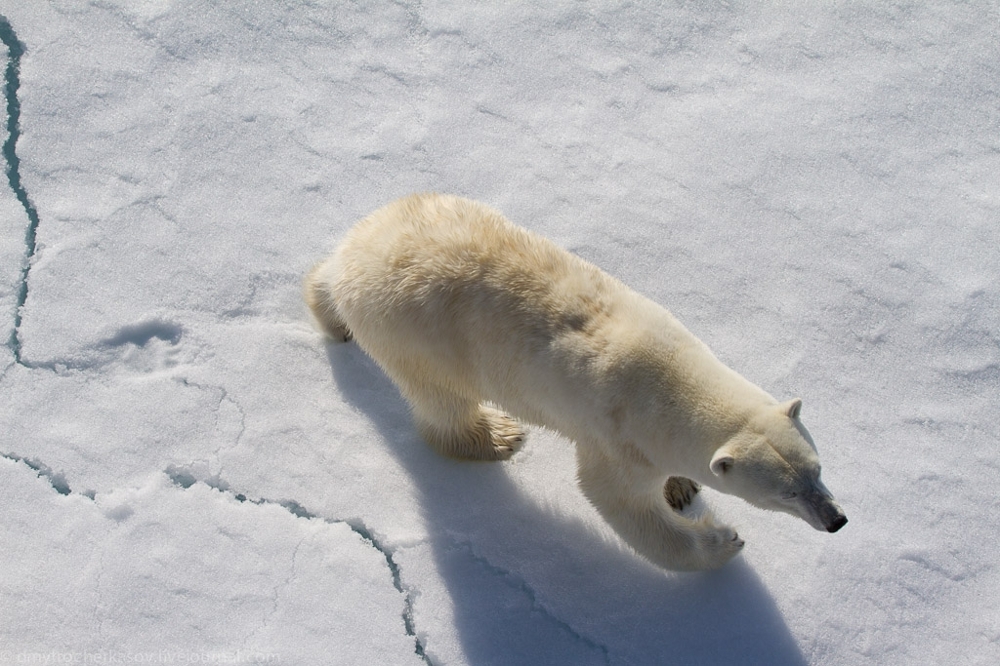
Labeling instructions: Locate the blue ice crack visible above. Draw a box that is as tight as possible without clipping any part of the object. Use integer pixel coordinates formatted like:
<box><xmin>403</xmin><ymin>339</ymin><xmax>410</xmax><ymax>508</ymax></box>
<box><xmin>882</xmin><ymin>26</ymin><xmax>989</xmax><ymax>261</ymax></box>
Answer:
<box><xmin>1</xmin><ymin>16</ymin><xmax>39</xmax><ymax>366</ymax></box>
<box><xmin>2</xmin><ymin>451</ymin><xmax>74</xmax><ymax>496</ymax></box>
<box><xmin>164</xmin><ymin>466</ymin><xmax>435</xmax><ymax>666</ymax></box>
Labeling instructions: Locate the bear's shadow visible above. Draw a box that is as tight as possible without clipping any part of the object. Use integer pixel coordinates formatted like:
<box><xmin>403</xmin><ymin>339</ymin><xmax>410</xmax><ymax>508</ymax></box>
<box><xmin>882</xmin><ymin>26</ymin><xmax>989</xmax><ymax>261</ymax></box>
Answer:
<box><xmin>328</xmin><ymin>343</ymin><xmax>807</xmax><ymax>665</ymax></box>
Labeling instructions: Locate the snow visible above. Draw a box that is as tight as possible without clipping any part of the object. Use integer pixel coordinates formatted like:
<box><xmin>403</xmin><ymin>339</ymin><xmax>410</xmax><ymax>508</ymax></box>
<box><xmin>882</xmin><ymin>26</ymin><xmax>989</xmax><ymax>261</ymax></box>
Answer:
<box><xmin>1</xmin><ymin>1</ymin><xmax>998</xmax><ymax>664</ymax></box>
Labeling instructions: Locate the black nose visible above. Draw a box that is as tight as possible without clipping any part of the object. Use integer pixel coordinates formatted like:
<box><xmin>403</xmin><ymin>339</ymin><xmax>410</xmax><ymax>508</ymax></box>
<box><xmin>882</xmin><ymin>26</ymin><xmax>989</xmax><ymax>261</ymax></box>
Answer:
<box><xmin>826</xmin><ymin>514</ymin><xmax>848</xmax><ymax>533</ymax></box>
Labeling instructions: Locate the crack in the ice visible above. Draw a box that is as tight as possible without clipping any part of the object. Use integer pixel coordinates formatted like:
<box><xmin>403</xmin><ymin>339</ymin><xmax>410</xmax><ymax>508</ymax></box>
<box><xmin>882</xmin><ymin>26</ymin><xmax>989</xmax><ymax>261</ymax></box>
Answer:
<box><xmin>449</xmin><ymin>538</ymin><xmax>613</xmax><ymax>665</ymax></box>
<box><xmin>245</xmin><ymin>535</ymin><xmax>306</xmax><ymax>649</ymax></box>
<box><xmin>0</xmin><ymin>16</ymin><xmax>39</xmax><ymax>366</ymax></box>
<box><xmin>174</xmin><ymin>377</ymin><xmax>248</xmax><ymax>460</ymax></box>
<box><xmin>1</xmin><ymin>451</ymin><xmax>74</xmax><ymax>496</ymax></box>
<box><xmin>164</xmin><ymin>466</ymin><xmax>435</xmax><ymax>666</ymax></box>
<box><xmin>1</xmin><ymin>451</ymin><xmax>602</xmax><ymax>663</ymax></box>
<box><xmin>6</xmin><ymin>453</ymin><xmax>432</xmax><ymax>663</ymax></box>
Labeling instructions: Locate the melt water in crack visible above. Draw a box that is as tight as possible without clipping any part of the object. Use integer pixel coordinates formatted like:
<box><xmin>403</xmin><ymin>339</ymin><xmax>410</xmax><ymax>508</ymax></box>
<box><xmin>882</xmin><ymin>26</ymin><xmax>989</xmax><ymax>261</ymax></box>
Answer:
<box><xmin>1</xmin><ymin>15</ymin><xmax>40</xmax><ymax>366</ymax></box>
<box><xmin>164</xmin><ymin>465</ymin><xmax>435</xmax><ymax>666</ymax></box>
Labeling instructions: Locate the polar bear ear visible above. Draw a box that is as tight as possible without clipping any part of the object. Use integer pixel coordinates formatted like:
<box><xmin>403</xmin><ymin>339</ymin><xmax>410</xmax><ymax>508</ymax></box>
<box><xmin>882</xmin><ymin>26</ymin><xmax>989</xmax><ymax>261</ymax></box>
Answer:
<box><xmin>710</xmin><ymin>449</ymin><xmax>735</xmax><ymax>476</ymax></box>
<box><xmin>783</xmin><ymin>398</ymin><xmax>803</xmax><ymax>420</ymax></box>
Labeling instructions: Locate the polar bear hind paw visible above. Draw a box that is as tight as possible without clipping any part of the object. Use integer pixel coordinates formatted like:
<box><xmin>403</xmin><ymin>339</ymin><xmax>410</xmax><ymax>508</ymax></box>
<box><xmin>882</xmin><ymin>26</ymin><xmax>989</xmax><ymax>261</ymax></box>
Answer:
<box><xmin>420</xmin><ymin>405</ymin><xmax>525</xmax><ymax>462</ymax></box>
<box><xmin>475</xmin><ymin>406</ymin><xmax>526</xmax><ymax>460</ymax></box>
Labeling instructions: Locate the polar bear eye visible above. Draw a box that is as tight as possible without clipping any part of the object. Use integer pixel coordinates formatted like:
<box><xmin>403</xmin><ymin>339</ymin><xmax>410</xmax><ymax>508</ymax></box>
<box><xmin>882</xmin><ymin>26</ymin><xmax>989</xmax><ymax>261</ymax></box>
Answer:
<box><xmin>781</xmin><ymin>492</ymin><xmax>798</xmax><ymax>500</ymax></box>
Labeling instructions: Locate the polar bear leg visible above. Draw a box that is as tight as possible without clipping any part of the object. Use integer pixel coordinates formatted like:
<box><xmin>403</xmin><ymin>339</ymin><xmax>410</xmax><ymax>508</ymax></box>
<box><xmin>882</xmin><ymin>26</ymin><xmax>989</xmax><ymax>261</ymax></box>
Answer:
<box><xmin>577</xmin><ymin>447</ymin><xmax>743</xmax><ymax>572</ymax></box>
<box><xmin>304</xmin><ymin>267</ymin><xmax>352</xmax><ymax>342</ymax></box>
<box><xmin>397</xmin><ymin>381</ymin><xmax>525</xmax><ymax>461</ymax></box>
<box><xmin>664</xmin><ymin>477</ymin><xmax>701</xmax><ymax>511</ymax></box>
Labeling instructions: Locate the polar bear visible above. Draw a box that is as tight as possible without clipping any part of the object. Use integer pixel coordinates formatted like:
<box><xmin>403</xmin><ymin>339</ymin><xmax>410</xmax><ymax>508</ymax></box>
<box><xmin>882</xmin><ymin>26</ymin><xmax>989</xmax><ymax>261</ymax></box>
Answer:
<box><xmin>306</xmin><ymin>193</ymin><xmax>847</xmax><ymax>572</ymax></box>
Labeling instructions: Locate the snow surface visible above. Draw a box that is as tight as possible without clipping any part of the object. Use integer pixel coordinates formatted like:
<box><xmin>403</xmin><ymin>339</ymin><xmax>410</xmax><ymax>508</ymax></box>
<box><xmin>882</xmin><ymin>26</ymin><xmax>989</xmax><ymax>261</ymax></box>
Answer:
<box><xmin>1</xmin><ymin>1</ymin><xmax>998</xmax><ymax>664</ymax></box>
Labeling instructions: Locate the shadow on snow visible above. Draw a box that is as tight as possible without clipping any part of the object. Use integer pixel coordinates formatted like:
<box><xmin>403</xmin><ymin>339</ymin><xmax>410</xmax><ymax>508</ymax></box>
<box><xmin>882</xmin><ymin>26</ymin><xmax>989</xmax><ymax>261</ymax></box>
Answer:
<box><xmin>327</xmin><ymin>341</ymin><xmax>806</xmax><ymax>666</ymax></box>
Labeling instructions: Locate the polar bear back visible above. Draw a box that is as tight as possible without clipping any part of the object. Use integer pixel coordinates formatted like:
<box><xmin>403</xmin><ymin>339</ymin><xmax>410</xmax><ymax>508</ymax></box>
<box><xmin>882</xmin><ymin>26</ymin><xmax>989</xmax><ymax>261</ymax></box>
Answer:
<box><xmin>331</xmin><ymin>193</ymin><xmax>617</xmax><ymax>337</ymax></box>
<box><xmin>317</xmin><ymin>194</ymin><xmax>635</xmax><ymax>426</ymax></box>
<box><xmin>316</xmin><ymin>193</ymin><xmax>769</xmax><ymax>448</ymax></box>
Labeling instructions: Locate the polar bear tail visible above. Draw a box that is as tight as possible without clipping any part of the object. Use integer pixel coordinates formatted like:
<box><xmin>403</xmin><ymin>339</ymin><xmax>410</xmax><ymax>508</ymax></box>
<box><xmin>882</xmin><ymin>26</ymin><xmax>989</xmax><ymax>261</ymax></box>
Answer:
<box><xmin>304</xmin><ymin>261</ymin><xmax>352</xmax><ymax>342</ymax></box>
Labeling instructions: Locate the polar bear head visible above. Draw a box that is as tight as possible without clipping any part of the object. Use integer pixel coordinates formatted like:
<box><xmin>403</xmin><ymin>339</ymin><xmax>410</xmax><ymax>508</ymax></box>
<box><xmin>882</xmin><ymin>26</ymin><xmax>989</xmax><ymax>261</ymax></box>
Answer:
<box><xmin>709</xmin><ymin>399</ymin><xmax>847</xmax><ymax>533</ymax></box>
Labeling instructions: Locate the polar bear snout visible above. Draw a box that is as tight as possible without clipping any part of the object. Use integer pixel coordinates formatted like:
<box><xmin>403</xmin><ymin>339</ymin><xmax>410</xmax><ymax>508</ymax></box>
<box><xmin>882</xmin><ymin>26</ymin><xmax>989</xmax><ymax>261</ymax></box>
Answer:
<box><xmin>826</xmin><ymin>513</ymin><xmax>848</xmax><ymax>533</ymax></box>
<box><xmin>817</xmin><ymin>498</ymin><xmax>848</xmax><ymax>533</ymax></box>
<box><xmin>801</xmin><ymin>489</ymin><xmax>848</xmax><ymax>533</ymax></box>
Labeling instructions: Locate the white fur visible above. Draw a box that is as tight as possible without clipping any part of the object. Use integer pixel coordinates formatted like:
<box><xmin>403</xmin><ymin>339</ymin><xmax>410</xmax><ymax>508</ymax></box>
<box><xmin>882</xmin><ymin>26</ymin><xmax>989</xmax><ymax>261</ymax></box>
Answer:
<box><xmin>306</xmin><ymin>193</ymin><xmax>846</xmax><ymax>572</ymax></box>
